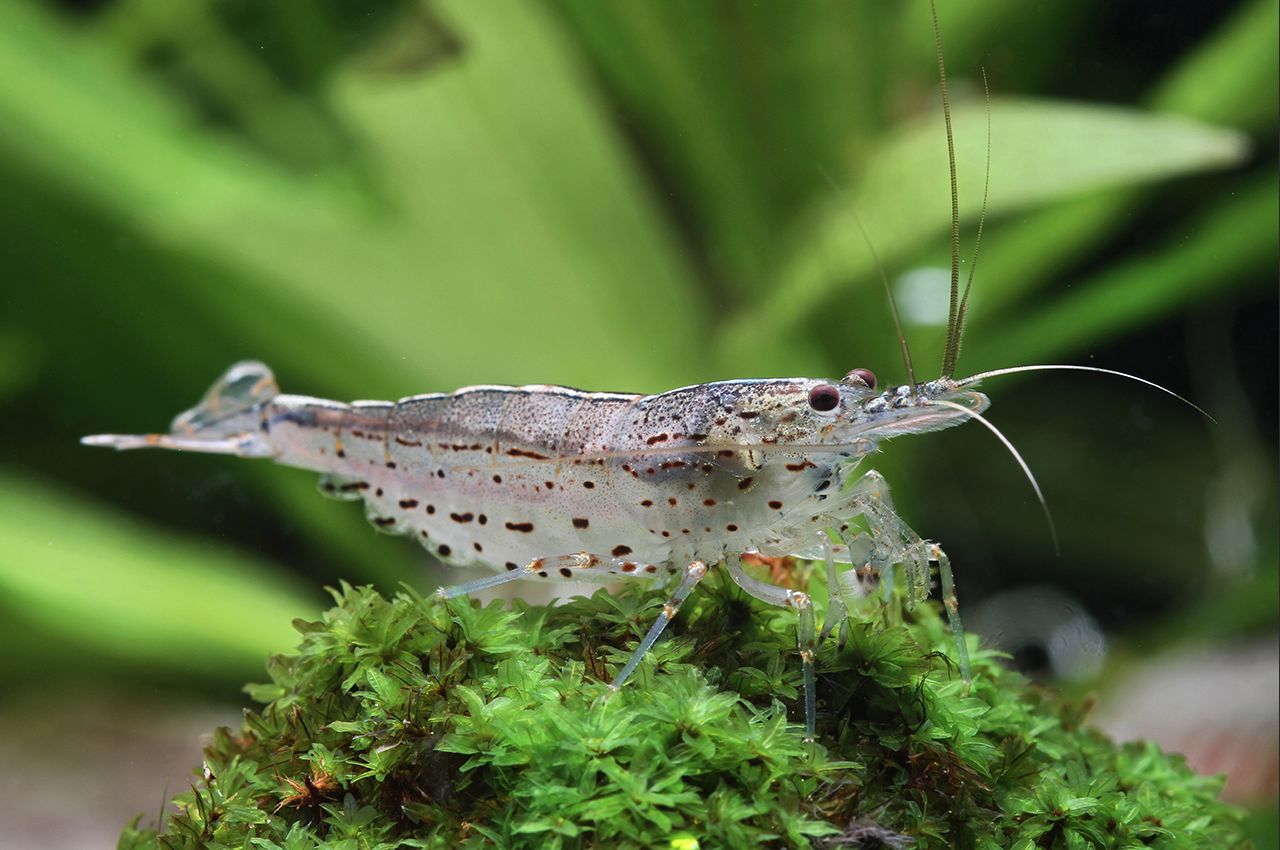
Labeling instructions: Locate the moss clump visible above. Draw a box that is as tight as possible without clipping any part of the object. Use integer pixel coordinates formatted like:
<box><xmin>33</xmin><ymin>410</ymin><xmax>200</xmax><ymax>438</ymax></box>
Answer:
<box><xmin>119</xmin><ymin>569</ymin><xmax>1248</xmax><ymax>849</ymax></box>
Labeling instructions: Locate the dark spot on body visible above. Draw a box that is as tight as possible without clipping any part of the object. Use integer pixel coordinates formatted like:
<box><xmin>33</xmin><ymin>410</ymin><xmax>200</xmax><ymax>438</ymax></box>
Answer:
<box><xmin>667</xmin><ymin>497</ymin><xmax>678</xmax><ymax>506</ymax></box>
<box><xmin>493</xmin><ymin>474</ymin><xmax>502</xmax><ymax>484</ymax></box>
<box><xmin>385</xmin><ymin>461</ymin><xmax>397</xmax><ymax>469</ymax></box>
<box><xmin>768</xmin><ymin>500</ymin><xmax>783</xmax><ymax>509</ymax></box>
<box><xmin>583</xmin><ymin>481</ymin><xmax>595</xmax><ymax>489</ymax></box>
<box><xmin>815</xmin><ymin>478</ymin><xmax>832</xmax><ymax>492</ymax></box>
<box><xmin>559</xmin><ymin>567</ymin><xmax>573</xmax><ymax>578</ymax></box>
<box><xmin>572</xmin><ymin>518</ymin><xmax>590</xmax><ymax>529</ymax></box>
<box><xmin>537</xmin><ymin>571</ymin><xmax>549</xmax><ymax>578</ymax></box>
<box><xmin>621</xmin><ymin>562</ymin><xmax>637</xmax><ymax>573</ymax></box>
<box><xmin>737</xmin><ymin>411</ymin><xmax>759</xmax><ymax>419</ymax></box>
<box><xmin>426</xmin><ymin>504</ymin><xmax>436</xmax><ymax>514</ymax></box>
<box><xmin>478</xmin><ymin>514</ymin><xmax>488</xmax><ymax>525</ymax></box>
<box><xmin>436</xmin><ymin>469</ymin><xmax>446</xmax><ymax>478</ymax></box>
<box><xmin>612</xmin><ymin>545</ymin><xmax>632</xmax><ymax>556</ymax></box>
<box><xmin>661</xmin><ymin>530</ymin><xmax>671</xmax><ymax>537</ymax></box>
<box><xmin>373</xmin><ymin>517</ymin><xmax>395</xmax><ymax>527</ymax></box>
<box><xmin>450</xmin><ymin>512</ymin><xmax>474</xmax><ymax>523</ymax></box>
<box><xmin>399</xmin><ymin>498</ymin><xmax>419</xmax><ymax>509</ymax></box>
<box><xmin>437</xmin><ymin>545</ymin><xmax>452</xmax><ymax>556</ymax></box>
<box><xmin>505</xmin><ymin>562</ymin><xmax>518</xmax><ymax>571</ymax></box>
<box><xmin>726</xmin><ymin>524</ymin><xmax>739</xmax><ymax>532</ymax></box>
<box><xmin>703</xmin><ymin>498</ymin><xmax>717</xmax><ymax>506</ymax></box>
<box><xmin>644</xmin><ymin>565</ymin><xmax>657</xmax><ymax>573</ymax></box>
<box><xmin>640</xmin><ymin>500</ymin><xmax>653</xmax><ymax>508</ymax></box>
<box><xmin>786</xmin><ymin>460</ymin><xmax>817</xmax><ymax>472</ymax></box>
<box><xmin>336</xmin><ymin>449</ymin><xmax>346</xmax><ymax>458</ymax></box>
<box><xmin>375</xmin><ymin>488</ymin><xmax>384</xmax><ymax>497</ymax></box>
<box><xmin>738</xmin><ymin>476</ymin><xmax>754</xmax><ymax>490</ymax></box>
<box><xmin>646</xmin><ymin>433</ymin><xmax>669</xmax><ymax>445</ymax></box>
<box><xmin>545</xmin><ymin>481</ymin><xmax>555</xmax><ymax>490</ymax></box>
<box><xmin>506</xmin><ymin>521</ymin><xmax>535</xmax><ymax>533</ymax></box>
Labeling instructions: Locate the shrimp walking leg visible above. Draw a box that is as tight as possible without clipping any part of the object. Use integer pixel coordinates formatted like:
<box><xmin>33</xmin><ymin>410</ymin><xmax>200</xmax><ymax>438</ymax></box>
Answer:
<box><xmin>609</xmin><ymin>561</ymin><xmax>709</xmax><ymax>691</ymax></box>
<box><xmin>826</xmin><ymin>470</ymin><xmax>971</xmax><ymax>682</ymax></box>
<box><xmin>724</xmin><ymin>555</ymin><xmax>817</xmax><ymax>741</ymax></box>
<box><xmin>436</xmin><ymin>552</ymin><xmax>629</xmax><ymax>600</ymax></box>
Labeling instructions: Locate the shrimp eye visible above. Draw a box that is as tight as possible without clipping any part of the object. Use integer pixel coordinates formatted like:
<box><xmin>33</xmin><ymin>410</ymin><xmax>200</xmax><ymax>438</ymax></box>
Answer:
<box><xmin>808</xmin><ymin>384</ymin><xmax>841</xmax><ymax>412</ymax></box>
<box><xmin>845</xmin><ymin>368</ymin><xmax>877</xmax><ymax>390</ymax></box>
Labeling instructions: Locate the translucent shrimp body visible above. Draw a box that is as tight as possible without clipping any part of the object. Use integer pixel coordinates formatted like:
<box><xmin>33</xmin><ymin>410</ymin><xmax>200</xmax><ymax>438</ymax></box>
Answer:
<box><xmin>85</xmin><ymin>361</ymin><xmax>987</xmax><ymax>739</ymax></box>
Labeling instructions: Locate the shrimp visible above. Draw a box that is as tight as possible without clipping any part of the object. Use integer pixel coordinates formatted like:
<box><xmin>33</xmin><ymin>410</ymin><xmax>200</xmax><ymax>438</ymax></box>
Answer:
<box><xmin>83</xmin><ymin>358</ymin><xmax>1004</xmax><ymax>738</ymax></box>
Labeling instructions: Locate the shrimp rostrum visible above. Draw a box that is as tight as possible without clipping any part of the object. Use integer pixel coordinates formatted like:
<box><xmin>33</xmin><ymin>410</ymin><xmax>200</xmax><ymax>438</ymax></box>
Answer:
<box><xmin>84</xmin><ymin>360</ymin><xmax>994</xmax><ymax>740</ymax></box>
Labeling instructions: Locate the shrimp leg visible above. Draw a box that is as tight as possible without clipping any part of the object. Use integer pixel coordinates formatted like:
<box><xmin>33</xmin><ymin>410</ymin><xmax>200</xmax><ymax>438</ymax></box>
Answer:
<box><xmin>724</xmin><ymin>555</ymin><xmax>817</xmax><ymax>741</ymax></box>
<box><xmin>609</xmin><ymin>560</ymin><xmax>709</xmax><ymax>692</ymax></box>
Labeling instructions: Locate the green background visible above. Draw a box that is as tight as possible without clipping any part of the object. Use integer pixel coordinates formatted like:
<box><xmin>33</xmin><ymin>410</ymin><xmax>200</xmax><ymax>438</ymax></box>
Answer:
<box><xmin>0</xmin><ymin>0</ymin><xmax>1275</xmax><ymax>844</ymax></box>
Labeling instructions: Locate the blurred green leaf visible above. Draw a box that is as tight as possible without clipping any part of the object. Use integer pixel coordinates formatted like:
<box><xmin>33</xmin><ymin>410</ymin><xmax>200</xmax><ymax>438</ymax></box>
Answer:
<box><xmin>965</xmin><ymin>175</ymin><xmax>1276</xmax><ymax>370</ymax></box>
<box><xmin>0</xmin><ymin>468</ymin><xmax>314</xmax><ymax>676</ymax></box>
<box><xmin>725</xmin><ymin>99</ymin><xmax>1247</xmax><ymax>368</ymax></box>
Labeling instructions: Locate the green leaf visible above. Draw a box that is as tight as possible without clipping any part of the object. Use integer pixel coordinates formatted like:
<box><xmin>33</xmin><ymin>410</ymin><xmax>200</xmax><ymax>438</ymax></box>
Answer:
<box><xmin>0</xmin><ymin>468</ymin><xmax>313</xmax><ymax>677</ymax></box>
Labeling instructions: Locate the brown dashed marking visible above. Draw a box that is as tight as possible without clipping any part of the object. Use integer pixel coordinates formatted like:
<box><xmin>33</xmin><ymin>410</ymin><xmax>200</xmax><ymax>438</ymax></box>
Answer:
<box><xmin>395</xmin><ymin>437</ymin><xmax>421</xmax><ymax>447</ymax></box>
<box><xmin>640</xmin><ymin>499</ymin><xmax>653</xmax><ymax>508</ymax></box>
<box><xmin>667</xmin><ymin>497</ymin><xmax>678</xmax><ymax>506</ymax></box>
<box><xmin>506</xmin><ymin>448</ymin><xmax>550</xmax><ymax>460</ymax></box>
<box><xmin>572</xmin><ymin>517</ymin><xmax>590</xmax><ymax>529</ymax></box>
<box><xmin>341</xmin><ymin>481</ymin><xmax>369</xmax><ymax>492</ymax></box>
<box><xmin>450</xmin><ymin>512</ymin><xmax>474</xmax><ymax>524</ymax></box>
<box><xmin>612</xmin><ymin>545</ymin><xmax>632</xmax><ymax>557</ymax></box>
<box><xmin>768</xmin><ymin>500</ymin><xmax>783</xmax><ymax>510</ymax></box>
<box><xmin>703</xmin><ymin>498</ymin><xmax>717</xmax><ymax>506</ymax></box>
<box><xmin>645</xmin><ymin>433</ymin><xmax>669</xmax><ymax>445</ymax></box>
<box><xmin>399</xmin><ymin>498</ymin><xmax>419</xmax><ymax>509</ymax></box>
<box><xmin>786</xmin><ymin>460</ymin><xmax>817</xmax><ymax>472</ymax></box>
<box><xmin>644</xmin><ymin>565</ymin><xmax>658</xmax><ymax>573</ymax></box>
<box><xmin>621</xmin><ymin>562</ymin><xmax>637</xmax><ymax>573</ymax></box>
<box><xmin>506</xmin><ymin>521</ymin><xmax>535</xmax><ymax>533</ymax></box>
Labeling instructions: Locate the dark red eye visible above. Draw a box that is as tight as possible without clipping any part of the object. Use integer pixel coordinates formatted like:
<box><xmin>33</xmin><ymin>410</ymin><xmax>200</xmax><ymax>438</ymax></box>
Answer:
<box><xmin>845</xmin><ymin>368</ymin><xmax>877</xmax><ymax>390</ymax></box>
<box><xmin>808</xmin><ymin>383</ymin><xmax>841</xmax><ymax>412</ymax></box>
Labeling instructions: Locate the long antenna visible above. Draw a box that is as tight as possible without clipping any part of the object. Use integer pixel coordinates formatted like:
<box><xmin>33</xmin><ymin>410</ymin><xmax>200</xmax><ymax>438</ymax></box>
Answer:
<box><xmin>817</xmin><ymin>164</ymin><xmax>917</xmax><ymax>393</ymax></box>
<box><xmin>932</xmin><ymin>0</ymin><xmax>964</xmax><ymax>378</ymax></box>
<box><xmin>949</xmin><ymin>68</ymin><xmax>992</xmax><ymax>373</ymax></box>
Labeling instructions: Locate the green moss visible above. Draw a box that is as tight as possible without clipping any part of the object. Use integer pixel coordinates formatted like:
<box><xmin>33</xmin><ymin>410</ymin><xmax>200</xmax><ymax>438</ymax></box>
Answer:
<box><xmin>119</xmin><ymin>569</ymin><xmax>1248</xmax><ymax>850</ymax></box>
